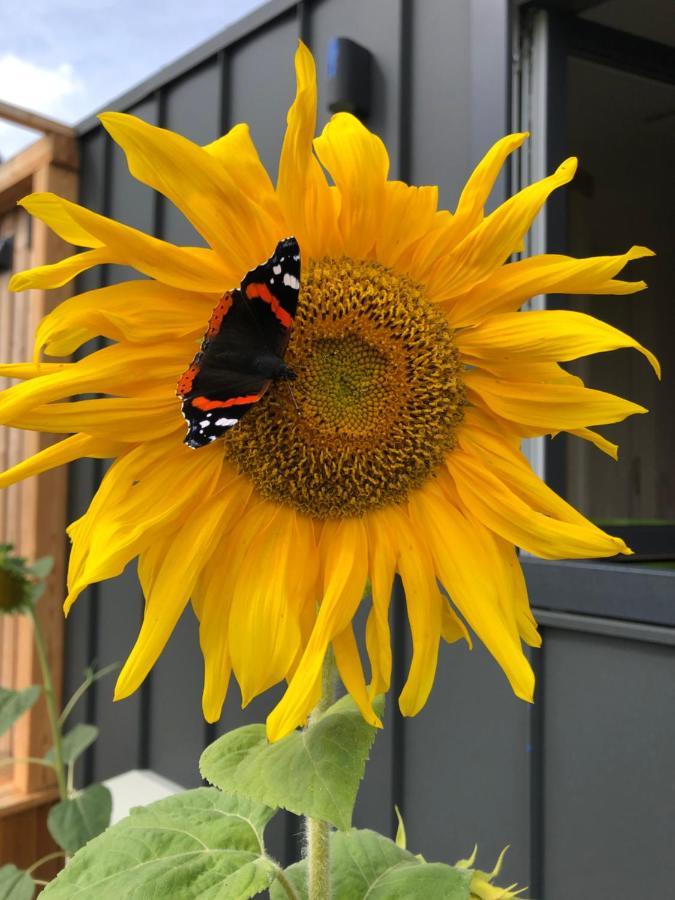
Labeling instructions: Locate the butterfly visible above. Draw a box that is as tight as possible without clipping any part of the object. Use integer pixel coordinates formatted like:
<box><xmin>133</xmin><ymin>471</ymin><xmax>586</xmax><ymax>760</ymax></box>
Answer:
<box><xmin>177</xmin><ymin>237</ymin><xmax>300</xmax><ymax>448</ymax></box>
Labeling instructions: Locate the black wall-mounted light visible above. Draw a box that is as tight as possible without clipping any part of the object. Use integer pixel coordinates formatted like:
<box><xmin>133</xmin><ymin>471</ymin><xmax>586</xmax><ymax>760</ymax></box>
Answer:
<box><xmin>326</xmin><ymin>37</ymin><xmax>373</xmax><ymax>120</ymax></box>
<box><xmin>0</xmin><ymin>236</ymin><xmax>13</xmax><ymax>274</ymax></box>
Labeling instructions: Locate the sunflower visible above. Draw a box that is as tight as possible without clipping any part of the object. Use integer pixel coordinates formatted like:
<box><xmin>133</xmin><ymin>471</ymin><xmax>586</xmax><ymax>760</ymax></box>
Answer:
<box><xmin>2</xmin><ymin>43</ymin><xmax>657</xmax><ymax>741</ymax></box>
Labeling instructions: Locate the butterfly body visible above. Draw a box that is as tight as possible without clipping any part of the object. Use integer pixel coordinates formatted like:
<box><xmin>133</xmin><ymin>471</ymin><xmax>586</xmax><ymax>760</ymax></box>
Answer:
<box><xmin>177</xmin><ymin>237</ymin><xmax>300</xmax><ymax>448</ymax></box>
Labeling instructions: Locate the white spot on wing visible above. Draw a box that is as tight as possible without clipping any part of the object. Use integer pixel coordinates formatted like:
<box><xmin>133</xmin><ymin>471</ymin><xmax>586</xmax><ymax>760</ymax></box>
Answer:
<box><xmin>283</xmin><ymin>273</ymin><xmax>300</xmax><ymax>289</ymax></box>
<box><xmin>216</xmin><ymin>417</ymin><xmax>238</xmax><ymax>427</ymax></box>
<box><xmin>200</xmin><ymin>420</ymin><xmax>210</xmax><ymax>427</ymax></box>
<box><xmin>273</xmin><ymin>264</ymin><xmax>282</xmax><ymax>274</ymax></box>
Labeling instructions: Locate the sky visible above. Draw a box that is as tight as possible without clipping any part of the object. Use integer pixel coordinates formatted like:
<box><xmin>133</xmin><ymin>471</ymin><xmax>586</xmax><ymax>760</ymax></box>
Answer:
<box><xmin>0</xmin><ymin>0</ymin><xmax>265</xmax><ymax>160</ymax></box>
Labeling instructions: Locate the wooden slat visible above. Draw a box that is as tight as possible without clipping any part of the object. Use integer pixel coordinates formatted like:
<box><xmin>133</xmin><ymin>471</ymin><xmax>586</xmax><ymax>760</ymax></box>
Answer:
<box><xmin>0</xmin><ymin>100</ymin><xmax>73</xmax><ymax>139</ymax></box>
<box><xmin>0</xmin><ymin>135</ymin><xmax>78</xmax><ymax>216</ymax></box>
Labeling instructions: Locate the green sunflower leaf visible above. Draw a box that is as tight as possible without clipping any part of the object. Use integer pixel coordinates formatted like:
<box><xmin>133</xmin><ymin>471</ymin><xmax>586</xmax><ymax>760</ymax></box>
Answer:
<box><xmin>269</xmin><ymin>829</ymin><xmax>473</xmax><ymax>900</ymax></box>
<box><xmin>42</xmin><ymin>788</ymin><xmax>278</xmax><ymax>900</ymax></box>
<box><xmin>47</xmin><ymin>783</ymin><xmax>112</xmax><ymax>855</ymax></box>
<box><xmin>200</xmin><ymin>694</ymin><xmax>384</xmax><ymax>831</ymax></box>
<box><xmin>0</xmin><ymin>865</ymin><xmax>35</xmax><ymax>900</ymax></box>
<box><xmin>0</xmin><ymin>685</ymin><xmax>41</xmax><ymax>736</ymax></box>
<box><xmin>25</xmin><ymin>556</ymin><xmax>54</xmax><ymax>580</ymax></box>
<box><xmin>45</xmin><ymin>723</ymin><xmax>98</xmax><ymax>765</ymax></box>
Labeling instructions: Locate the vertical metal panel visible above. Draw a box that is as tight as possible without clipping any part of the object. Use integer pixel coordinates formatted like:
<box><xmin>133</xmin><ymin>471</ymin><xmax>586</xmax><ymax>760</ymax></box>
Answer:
<box><xmin>310</xmin><ymin>0</ymin><xmax>402</xmax><ymax>175</ymax></box>
<box><xmin>409</xmin><ymin>0</ymin><xmax>471</xmax><ymax>208</ymax></box>
<box><xmin>543</xmin><ymin>630</ymin><xmax>675</xmax><ymax>898</ymax></box>
<box><xmin>402</xmin><ymin>640</ymin><xmax>531</xmax><ymax>886</ymax></box>
<box><xmin>229</xmin><ymin>14</ymin><xmax>299</xmax><ymax>179</ymax></box>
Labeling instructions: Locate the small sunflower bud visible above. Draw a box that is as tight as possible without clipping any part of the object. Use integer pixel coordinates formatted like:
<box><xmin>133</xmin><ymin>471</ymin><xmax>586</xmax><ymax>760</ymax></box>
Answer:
<box><xmin>455</xmin><ymin>847</ymin><xmax>527</xmax><ymax>900</ymax></box>
<box><xmin>0</xmin><ymin>545</ymin><xmax>32</xmax><ymax>614</ymax></box>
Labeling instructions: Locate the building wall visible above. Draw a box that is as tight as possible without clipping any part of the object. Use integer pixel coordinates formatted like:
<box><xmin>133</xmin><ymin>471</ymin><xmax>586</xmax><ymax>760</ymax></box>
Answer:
<box><xmin>65</xmin><ymin>1</ymin><xmax>675</xmax><ymax>896</ymax></box>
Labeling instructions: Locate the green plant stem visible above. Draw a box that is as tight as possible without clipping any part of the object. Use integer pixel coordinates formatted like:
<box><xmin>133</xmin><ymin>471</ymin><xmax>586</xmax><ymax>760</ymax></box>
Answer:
<box><xmin>28</xmin><ymin>606</ymin><xmax>67</xmax><ymax>800</ymax></box>
<box><xmin>26</xmin><ymin>850</ymin><xmax>66</xmax><ymax>876</ymax></box>
<box><xmin>305</xmin><ymin>648</ymin><xmax>336</xmax><ymax>900</ymax></box>
<box><xmin>58</xmin><ymin>661</ymin><xmax>119</xmax><ymax>726</ymax></box>
<box><xmin>273</xmin><ymin>865</ymin><xmax>300</xmax><ymax>900</ymax></box>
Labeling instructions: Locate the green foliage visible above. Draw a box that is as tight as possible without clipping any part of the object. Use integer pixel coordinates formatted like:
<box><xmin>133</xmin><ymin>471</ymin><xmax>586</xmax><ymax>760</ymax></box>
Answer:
<box><xmin>25</xmin><ymin>556</ymin><xmax>54</xmax><ymax>580</ymax></box>
<box><xmin>0</xmin><ymin>866</ymin><xmax>34</xmax><ymax>900</ymax></box>
<box><xmin>42</xmin><ymin>788</ymin><xmax>279</xmax><ymax>900</ymax></box>
<box><xmin>47</xmin><ymin>784</ymin><xmax>113</xmax><ymax>855</ymax></box>
<box><xmin>45</xmin><ymin>723</ymin><xmax>98</xmax><ymax>766</ymax></box>
<box><xmin>200</xmin><ymin>694</ymin><xmax>383</xmax><ymax>831</ymax></box>
<box><xmin>269</xmin><ymin>829</ymin><xmax>473</xmax><ymax>900</ymax></box>
<box><xmin>0</xmin><ymin>686</ymin><xmax>41</xmax><ymax>736</ymax></box>
<box><xmin>0</xmin><ymin>545</ymin><xmax>42</xmax><ymax>614</ymax></box>
<box><xmin>59</xmin><ymin>662</ymin><xmax>120</xmax><ymax>726</ymax></box>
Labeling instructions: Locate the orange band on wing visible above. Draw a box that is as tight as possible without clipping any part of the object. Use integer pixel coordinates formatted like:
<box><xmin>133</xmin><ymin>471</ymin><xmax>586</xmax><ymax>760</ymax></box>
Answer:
<box><xmin>246</xmin><ymin>282</ymin><xmax>293</xmax><ymax>328</ymax></box>
<box><xmin>191</xmin><ymin>393</ymin><xmax>262</xmax><ymax>411</ymax></box>
<box><xmin>206</xmin><ymin>291</ymin><xmax>233</xmax><ymax>339</ymax></box>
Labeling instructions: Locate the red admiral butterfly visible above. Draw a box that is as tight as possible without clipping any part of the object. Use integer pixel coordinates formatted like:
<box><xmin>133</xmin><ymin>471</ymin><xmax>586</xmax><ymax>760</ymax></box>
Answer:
<box><xmin>177</xmin><ymin>237</ymin><xmax>300</xmax><ymax>448</ymax></box>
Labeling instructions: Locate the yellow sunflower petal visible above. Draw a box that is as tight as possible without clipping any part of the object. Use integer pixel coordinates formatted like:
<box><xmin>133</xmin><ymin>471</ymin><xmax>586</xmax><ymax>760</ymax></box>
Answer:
<box><xmin>229</xmin><ymin>503</ymin><xmax>308</xmax><ymax>705</ymax></box>
<box><xmin>375</xmin><ymin>182</ymin><xmax>439</xmax><ymax>271</ymax></box>
<box><xmin>410</xmin><ymin>481</ymin><xmax>534</xmax><ymax>701</ymax></box>
<box><xmin>115</xmin><ymin>490</ymin><xmax>231</xmax><ymax>700</ymax></box>
<box><xmin>9</xmin><ymin>248</ymin><xmax>110</xmax><ymax>292</ymax></box>
<box><xmin>0</xmin><ymin>362</ymin><xmax>68</xmax><ymax>381</ymax></box>
<box><xmin>35</xmin><ymin>280</ymin><xmax>213</xmax><ymax>358</ymax></box>
<box><xmin>412</xmin><ymin>134</ymin><xmax>528</xmax><ymax>280</ymax></box>
<box><xmin>390</xmin><ymin>509</ymin><xmax>444</xmax><ymax>717</ymax></box>
<box><xmin>0</xmin><ymin>434</ymin><xmax>125</xmax><ymax>489</ymax></box>
<box><xmin>364</xmin><ymin>509</ymin><xmax>396</xmax><ymax>696</ymax></box>
<box><xmin>456</xmin><ymin>309</ymin><xmax>660</xmax><ymax>377</ymax></box>
<box><xmin>100</xmin><ymin>112</ymin><xmax>282</xmax><ymax>271</ymax></box>
<box><xmin>451</xmin><ymin>133</ymin><xmax>529</xmax><ymax>235</ymax></box>
<box><xmin>447</xmin><ymin>448</ymin><xmax>628</xmax><ymax>559</ymax></box>
<box><xmin>444</xmin><ymin>245</ymin><xmax>654</xmax><ymax>326</ymax></box>
<box><xmin>9</xmin><ymin>190</ymin><xmax>102</xmax><ymax>248</ymax></box>
<box><xmin>0</xmin><ymin>341</ymin><xmax>190</xmax><ymax>424</ymax></box>
<box><xmin>205</xmin><ymin>123</ymin><xmax>277</xmax><ymax>207</ymax></box>
<box><xmin>458</xmin><ymin>412</ymin><xmax>614</xmax><ymax>528</ymax></box>
<box><xmin>14</xmin><ymin>193</ymin><xmax>230</xmax><ymax>292</ymax></box>
<box><xmin>424</xmin><ymin>157</ymin><xmax>577</xmax><ymax>301</ymax></box>
<box><xmin>192</xmin><ymin>474</ymin><xmax>254</xmax><ymax>722</ymax></box>
<box><xmin>277</xmin><ymin>41</ymin><xmax>341</xmax><ymax>258</ymax></box>
<box><xmin>465</xmin><ymin>368</ymin><xmax>646</xmax><ymax>432</ymax></box>
<box><xmin>66</xmin><ymin>439</ymin><xmax>224</xmax><ymax>613</ymax></box>
<box><xmin>266</xmin><ymin>518</ymin><xmax>371</xmax><ymax>741</ymax></box>
<box><xmin>314</xmin><ymin>112</ymin><xmax>389</xmax><ymax>258</ymax></box>
<box><xmin>332</xmin><ymin>624</ymin><xmax>380</xmax><ymax>726</ymax></box>
<box><xmin>193</xmin><ymin>555</ymin><xmax>234</xmax><ymax>723</ymax></box>
<box><xmin>440</xmin><ymin>595</ymin><xmax>471</xmax><ymax>646</ymax></box>
<box><xmin>8</xmin><ymin>397</ymin><xmax>181</xmax><ymax>443</ymax></box>
<box><xmin>568</xmin><ymin>427</ymin><xmax>618</xmax><ymax>460</ymax></box>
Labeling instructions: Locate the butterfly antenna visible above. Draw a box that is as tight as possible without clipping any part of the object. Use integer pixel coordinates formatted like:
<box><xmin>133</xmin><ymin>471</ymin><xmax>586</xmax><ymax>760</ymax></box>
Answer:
<box><xmin>285</xmin><ymin>381</ymin><xmax>300</xmax><ymax>414</ymax></box>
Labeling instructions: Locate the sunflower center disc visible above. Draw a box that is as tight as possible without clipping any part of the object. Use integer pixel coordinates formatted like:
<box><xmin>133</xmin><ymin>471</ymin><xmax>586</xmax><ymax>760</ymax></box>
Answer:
<box><xmin>225</xmin><ymin>257</ymin><xmax>465</xmax><ymax>518</ymax></box>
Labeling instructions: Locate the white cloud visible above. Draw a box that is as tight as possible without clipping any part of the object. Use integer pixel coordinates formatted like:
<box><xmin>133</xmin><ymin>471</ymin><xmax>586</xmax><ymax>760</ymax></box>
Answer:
<box><xmin>0</xmin><ymin>0</ymin><xmax>266</xmax><ymax>161</ymax></box>
<box><xmin>0</xmin><ymin>53</ymin><xmax>86</xmax><ymax>160</ymax></box>
<box><xmin>0</xmin><ymin>53</ymin><xmax>84</xmax><ymax>115</ymax></box>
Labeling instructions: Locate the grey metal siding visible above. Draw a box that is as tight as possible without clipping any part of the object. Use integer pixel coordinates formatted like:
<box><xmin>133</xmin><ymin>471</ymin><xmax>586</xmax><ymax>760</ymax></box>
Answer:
<box><xmin>62</xmin><ymin>0</ymin><xmax>675</xmax><ymax>894</ymax></box>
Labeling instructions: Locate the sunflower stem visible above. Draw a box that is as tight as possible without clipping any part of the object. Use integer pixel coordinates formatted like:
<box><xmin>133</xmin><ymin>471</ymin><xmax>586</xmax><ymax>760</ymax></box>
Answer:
<box><xmin>305</xmin><ymin>647</ymin><xmax>336</xmax><ymax>900</ymax></box>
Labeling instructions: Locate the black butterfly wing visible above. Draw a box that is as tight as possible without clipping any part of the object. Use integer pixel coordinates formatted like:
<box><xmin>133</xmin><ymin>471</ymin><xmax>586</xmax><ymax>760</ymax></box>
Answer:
<box><xmin>239</xmin><ymin>236</ymin><xmax>300</xmax><ymax>358</ymax></box>
<box><xmin>177</xmin><ymin>237</ymin><xmax>300</xmax><ymax>449</ymax></box>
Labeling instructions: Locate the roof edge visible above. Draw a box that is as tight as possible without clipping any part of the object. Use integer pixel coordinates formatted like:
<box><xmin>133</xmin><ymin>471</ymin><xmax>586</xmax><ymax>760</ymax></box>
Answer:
<box><xmin>76</xmin><ymin>0</ymin><xmax>298</xmax><ymax>135</ymax></box>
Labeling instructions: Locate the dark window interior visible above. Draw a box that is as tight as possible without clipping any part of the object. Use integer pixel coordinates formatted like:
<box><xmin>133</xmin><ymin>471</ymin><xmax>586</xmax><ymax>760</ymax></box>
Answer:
<box><xmin>561</xmin><ymin>56</ymin><xmax>675</xmax><ymax>556</ymax></box>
